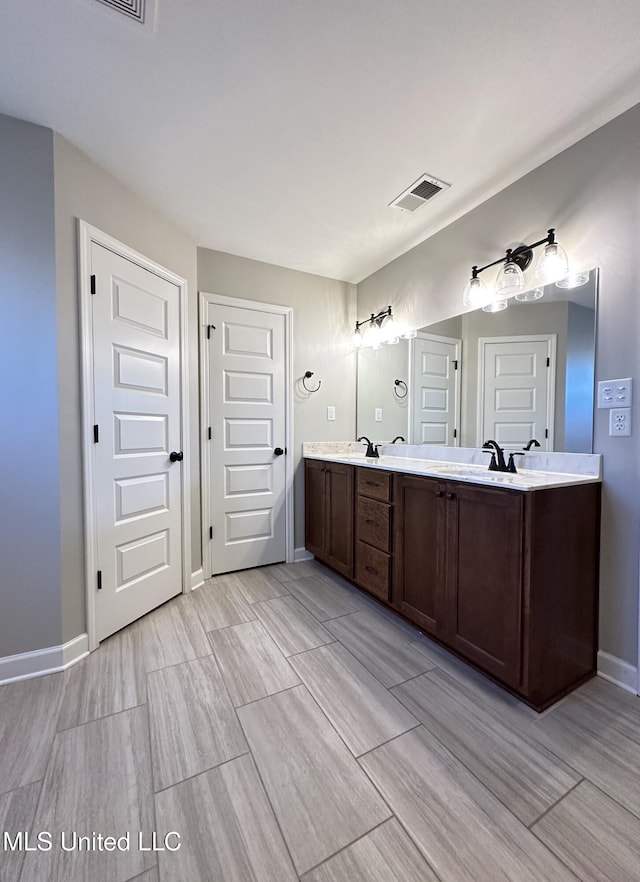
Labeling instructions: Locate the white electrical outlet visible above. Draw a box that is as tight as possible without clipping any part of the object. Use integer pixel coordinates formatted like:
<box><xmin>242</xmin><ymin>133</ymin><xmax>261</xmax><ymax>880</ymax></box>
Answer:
<box><xmin>598</xmin><ymin>378</ymin><xmax>633</xmax><ymax>408</ymax></box>
<box><xmin>609</xmin><ymin>407</ymin><xmax>631</xmax><ymax>436</ymax></box>
<box><xmin>327</xmin><ymin>406</ymin><xmax>335</xmax><ymax>421</ymax></box>
<box><xmin>375</xmin><ymin>408</ymin><xmax>383</xmax><ymax>422</ymax></box>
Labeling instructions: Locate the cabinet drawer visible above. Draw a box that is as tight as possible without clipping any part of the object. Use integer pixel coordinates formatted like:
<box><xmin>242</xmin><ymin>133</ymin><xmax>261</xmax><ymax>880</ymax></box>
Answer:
<box><xmin>356</xmin><ymin>496</ymin><xmax>391</xmax><ymax>552</ymax></box>
<box><xmin>356</xmin><ymin>468</ymin><xmax>392</xmax><ymax>502</ymax></box>
<box><xmin>355</xmin><ymin>541</ymin><xmax>391</xmax><ymax>602</ymax></box>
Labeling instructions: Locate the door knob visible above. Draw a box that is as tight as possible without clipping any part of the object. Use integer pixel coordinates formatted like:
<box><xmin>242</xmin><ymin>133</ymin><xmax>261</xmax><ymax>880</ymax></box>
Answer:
<box><xmin>169</xmin><ymin>451</ymin><xmax>184</xmax><ymax>462</ymax></box>
<box><xmin>274</xmin><ymin>447</ymin><xmax>285</xmax><ymax>456</ymax></box>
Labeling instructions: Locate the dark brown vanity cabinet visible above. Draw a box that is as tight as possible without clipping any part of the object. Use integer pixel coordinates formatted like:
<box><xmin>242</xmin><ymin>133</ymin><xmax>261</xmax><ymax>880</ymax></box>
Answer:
<box><xmin>304</xmin><ymin>459</ymin><xmax>354</xmax><ymax>578</ymax></box>
<box><xmin>394</xmin><ymin>475</ymin><xmax>524</xmax><ymax>688</ymax></box>
<box><xmin>305</xmin><ymin>458</ymin><xmax>601</xmax><ymax>709</ymax></box>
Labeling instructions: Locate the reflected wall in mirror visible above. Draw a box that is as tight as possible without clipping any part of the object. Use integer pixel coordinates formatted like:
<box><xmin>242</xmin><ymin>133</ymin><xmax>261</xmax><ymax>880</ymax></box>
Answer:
<box><xmin>356</xmin><ymin>268</ymin><xmax>598</xmax><ymax>453</ymax></box>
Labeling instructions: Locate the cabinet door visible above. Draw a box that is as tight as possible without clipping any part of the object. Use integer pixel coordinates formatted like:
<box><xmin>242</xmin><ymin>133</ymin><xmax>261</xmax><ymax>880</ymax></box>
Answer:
<box><xmin>305</xmin><ymin>459</ymin><xmax>326</xmax><ymax>560</ymax></box>
<box><xmin>393</xmin><ymin>474</ymin><xmax>445</xmax><ymax>636</ymax></box>
<box><xmin>325</xmin><ymin>463</ymin><xmax>354</xmax><ymax>578</ymax></box>
<box><xmin>444</xmin><ymin>483</ymin><xmax>523</xmax><ymax>687</ymax></box>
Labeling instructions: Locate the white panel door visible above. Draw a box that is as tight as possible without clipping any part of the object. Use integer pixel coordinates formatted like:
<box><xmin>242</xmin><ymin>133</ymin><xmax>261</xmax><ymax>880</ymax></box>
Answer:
<box><xmin>206</xmin><ymin>302</ymin><xmax>287</xmax><ymax>574</ymax></box>
<box><xmin>92</xmin><ymin>243</ymin><xmax>183</xmax><ymax>641</ymax></box>
<box><xmin>479</xmin><ymin>335</ymin><xmax>556</xmax><ymax>450</ymax></box>
<box><xmin>411</xmin><ymin>334</ymin><xmax>461</xmax><ymax>445</ymax></box>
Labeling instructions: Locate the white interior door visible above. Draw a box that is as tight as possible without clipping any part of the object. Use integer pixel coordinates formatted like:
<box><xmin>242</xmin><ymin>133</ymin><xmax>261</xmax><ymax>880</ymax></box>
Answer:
<box><xmin>204</xmin><ymin>299</ymin><xmax>288</xmax><ymax>574</ymax></box>
<box><xmin>411</xmin><ymin>333</ymin><xmax>461</xmax><ymax>445</ymax></box>
<box><xmin>479</xmin><ymin>335</ymin><xmax>556</xmax><ymax>450</ymax></box>
<box><xmin>91</xmin><ymin>242</ymin><xmax>184</xmax><ymax>641</ymax></box>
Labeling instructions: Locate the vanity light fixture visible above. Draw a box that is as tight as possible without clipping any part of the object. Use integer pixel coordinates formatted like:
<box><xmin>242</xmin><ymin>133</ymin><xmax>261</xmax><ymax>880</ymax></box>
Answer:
<box><xmin>463</xmin><ymin>228</ymin><xmax>570</xmax><ymax>311</ymax></box>
<box><xmin>352</xmin><ymin>307</ymin><xmax>415</xmax><ymax>349</ymax></box>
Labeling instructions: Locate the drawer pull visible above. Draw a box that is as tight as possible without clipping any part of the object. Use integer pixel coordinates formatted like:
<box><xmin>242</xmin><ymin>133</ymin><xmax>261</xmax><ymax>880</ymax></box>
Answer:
<box><xmin>365</xmin><ymin>565</ymin><xmax>378</xmax><ymax>575</ymax></box>
<box><xmin>434</xmin><ymin>490</ymin><xmax>443</xmax><ymax>497</ymax></box>
<box><xmin>365</xmin><ymin>518</ymin><xmax>377</xmax><ymax>525</ymax></box>
<box><xmin>365</xmin><ymin>480</ymin><xmax>379</xmax><ymax>487</ymax></box>
<box><xmin>447</xmin><ymin>492</ymin><xmax>456</xmax><ymax>500</ymax></box>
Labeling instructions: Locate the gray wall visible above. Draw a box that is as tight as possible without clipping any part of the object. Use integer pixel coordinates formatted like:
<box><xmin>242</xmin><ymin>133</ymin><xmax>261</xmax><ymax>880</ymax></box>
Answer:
<box><xmin>197</xmin><ymin>248</ymin><xmax>357</xmax><ymax>551</ymax></box>
<box><xmin>0</xmin><ymin>115</ymin><xmax>62</xmax><ymax>657</ymax></box>
<box><xmin>358</xmin><ymin>103</ymin><xmax>640</xmax><ymax>670</ymax></box>
<box><xmin>356</xmin><ymin>341</ymin><xmax>409</xmax><ymax>443</ymax></box>
<box><xmin>53</xmin><ymin>134</ymin><xmax>200</xmax><ymax>643</ymax></box>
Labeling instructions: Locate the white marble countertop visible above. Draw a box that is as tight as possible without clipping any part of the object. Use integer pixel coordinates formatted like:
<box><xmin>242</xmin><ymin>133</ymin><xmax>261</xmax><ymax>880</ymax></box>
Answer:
<box><xmin>302</xmin><ymin>442</ymin><xmax>602</xmax><ymax>492</ymax></box>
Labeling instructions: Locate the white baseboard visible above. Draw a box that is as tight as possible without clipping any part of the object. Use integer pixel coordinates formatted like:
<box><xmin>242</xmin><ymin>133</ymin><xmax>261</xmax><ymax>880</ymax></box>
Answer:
<box><xmin>190</xmin><ymin>568</ymin><xmax>205</xmax><ymax>591</ymax></box>
<box><xmin>294</xmin><ymin>546</ymin><xmax>314</xmax><ymax>562</ymax></box>
<box><xmin>597</xmin><ymin>650</ymin><xmax>638</xmax><ymax>695</ymax></box>
<box><xmin>0</xmin><ymin>633</ymin><xmax>89</xmax><ymax>686</ymax></box>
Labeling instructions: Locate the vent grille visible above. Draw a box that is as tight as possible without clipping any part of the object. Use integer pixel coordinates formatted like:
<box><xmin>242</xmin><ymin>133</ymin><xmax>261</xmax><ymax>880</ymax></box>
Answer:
<box><xmin>389</xmin><ymin>174</ymin><xmax>450</xmax><ymax>213</ymax></box>
<box><xmin>94</xmin><ymin>0</ymin><xmax>145</xmax><ymax>22</ymax></box>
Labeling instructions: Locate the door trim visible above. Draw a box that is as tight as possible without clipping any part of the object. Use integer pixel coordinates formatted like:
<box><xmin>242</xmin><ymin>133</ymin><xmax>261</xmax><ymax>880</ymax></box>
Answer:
<box><xmin>79</xmin><ymin>221</ymin><xmax>191</xmax><ymax>651</ymax></box>
<box><xmin>477</xmin><ymin>334</ymin><xmax>556</xmax><ymax>449</ymax></box>
<box><xmin>199</xmin><ymin>292</ymin><xmax>294</xmax><ymax>578</ymax></box>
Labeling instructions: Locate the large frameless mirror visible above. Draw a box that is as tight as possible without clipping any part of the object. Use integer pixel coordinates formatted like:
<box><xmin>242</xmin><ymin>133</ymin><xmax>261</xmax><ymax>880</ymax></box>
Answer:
<box><xmin>356</xmin><ymin>268</ymin><xmax>598</xmax><ymax>452</ymax></box>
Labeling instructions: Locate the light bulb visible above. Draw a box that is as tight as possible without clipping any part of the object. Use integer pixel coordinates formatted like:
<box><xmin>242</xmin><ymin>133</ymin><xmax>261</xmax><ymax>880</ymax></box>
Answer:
<box><xmin>555</xmin><ymin>270</ymin><xmax>589</xmax><ymax>289</ymax></box>
<box><xmin>463</xmin><ymin>274</ymin><xmax>490</xmax><ymax>309</ymax></box>
<box><xmin>368</xmin><ymin>322</ymin><xmax>383</xmax><ymax>350</ymax></box>
<box><xmin>514</xmin><ymin>287</ymin><xmax>544</xmax><ymax>302</ymax></box>
<box><xmin>352</xmin><ymin>326</ymin><xmax>364</xmax><ymax>348</ymax></box>
<box><xmin>535</xmin><ymin>240</ymin><xmax>569</xmax><ymax>282</ymax></box>
<box><xmin>381</xmin><ymin>315</ymin><xmax>399</xmax><ymax>344</ymax></box>
<box><xmin>495</xmin><ymin>260</ymin><xmax>525</xmax><ymax>298</ymax></box>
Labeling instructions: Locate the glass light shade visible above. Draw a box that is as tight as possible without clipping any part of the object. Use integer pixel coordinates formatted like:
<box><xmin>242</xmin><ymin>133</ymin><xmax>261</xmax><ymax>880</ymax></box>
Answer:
<box><xmin>381</xmin><ymin>315</ymin><xmax>399</xmax><ymax>344</ymax></box>
<box><xmin>463</xmin><ymin>274</ymin><xmax>490</xmax><ymax>309</ymax></box>
<box><xmin>352</xmin><ymin>326</ymin><xmax>364</xmax><ymax>348</ymax></box>
<box><xmin>365</xmin><ymin>322</ymin><xmax>383</xmax><ymax>349</ymax></box>
<box><xmin>495</xmin><ymin>260</ymin><xmax>525</xmax><ymax>298</ymax></box>
<box><xmin>514</xmin><ymin>287</ymin><xmax>544</xmax><ymax>302</ymax></box>
<box><xmin>400</xmin><ymin>327</ymin><xmax>417</xmax><ymax>339</ymax></box>
<box><xmin>555</xmin><ymin>270</ymin><xmax>589</xmax><ymax>289</ymax></box>
<box><xmin>482</xmin><ymin>298</ymin><xmax>509</xmax><ymax>313</ymax></box>
<box><xmin>534</xmin><ymin>240</ymin><xmax>569</xmax><ymax>282</ymax></box>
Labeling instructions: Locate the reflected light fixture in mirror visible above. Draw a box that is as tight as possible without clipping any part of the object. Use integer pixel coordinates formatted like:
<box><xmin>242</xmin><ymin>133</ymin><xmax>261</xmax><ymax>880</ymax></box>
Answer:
<box><xmin>352</xmin><ymin>306</ymin><xmax>415</xmax><ymax>349</ymax></box>
<box><xmin>556</xmin><ymin>270</ymin><xmax>590</xmax><ymax>289</ymax></box>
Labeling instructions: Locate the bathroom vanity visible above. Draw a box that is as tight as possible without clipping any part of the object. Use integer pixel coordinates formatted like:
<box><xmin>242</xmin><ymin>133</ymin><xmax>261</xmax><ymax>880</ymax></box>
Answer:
<box><xmin>304</xmin><ymin>444</ymin><xmax>602</xmax><ymax>710</ymax></box>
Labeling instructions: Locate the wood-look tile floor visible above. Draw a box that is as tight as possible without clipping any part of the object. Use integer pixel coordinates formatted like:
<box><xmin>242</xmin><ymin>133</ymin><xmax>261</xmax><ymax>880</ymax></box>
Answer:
<box><xmin>2</xmin><ymin>559</ymin><xmax>640</xmax><ymax>881</ymax></box>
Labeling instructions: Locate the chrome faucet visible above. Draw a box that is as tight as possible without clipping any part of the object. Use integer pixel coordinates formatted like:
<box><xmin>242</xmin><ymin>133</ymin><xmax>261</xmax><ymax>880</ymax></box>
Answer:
<box><xmin>482</xmin><ymin>440</ymin><xmax>508</xmax><ymax>472</ymax></box>
<box><xmin>357</xmin><ymin>436</ymin><xmax>380</xmax><ymax>458</ymax></box>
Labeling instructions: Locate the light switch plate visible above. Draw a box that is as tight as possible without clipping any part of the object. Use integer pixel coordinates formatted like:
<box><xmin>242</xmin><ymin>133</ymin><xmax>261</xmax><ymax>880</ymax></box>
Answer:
<box><xmin>598</xmin><ymin>378</ymin><xmax>632</xmax><ymax>408</ymax></box>
<box><xmin>375</xmin><ymin>408</ymin><xmax>383</xmax><ymax>422</ymax></box>
<box><xmin>609</xmin><ymin>407</ymin><xmax>631</xmax><ymax>436</ymax></box>
<box><xmin>327</xmin><ymin>406</ymin><xmax>335</xmax><ymax>421</ymax></box>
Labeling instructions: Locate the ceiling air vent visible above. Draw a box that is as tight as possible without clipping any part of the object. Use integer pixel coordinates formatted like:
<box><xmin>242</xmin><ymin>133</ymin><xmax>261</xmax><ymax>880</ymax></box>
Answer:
<box><xmin>94</xmin><ymin>0</ymin><xmax>146</xmax><ymax>23</ymax></box>
<box><xmin>389</xmin><ymin>174</ymin><xmax>450</xmax><ymax>213</ymax></box>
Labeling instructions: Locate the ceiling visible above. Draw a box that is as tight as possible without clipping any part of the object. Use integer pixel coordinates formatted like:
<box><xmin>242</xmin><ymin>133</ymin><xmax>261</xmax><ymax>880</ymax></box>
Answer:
<box><xmin>2</xmin><ymin>1</ymin><xmax>640</xmax><ymax>283</ymax></box>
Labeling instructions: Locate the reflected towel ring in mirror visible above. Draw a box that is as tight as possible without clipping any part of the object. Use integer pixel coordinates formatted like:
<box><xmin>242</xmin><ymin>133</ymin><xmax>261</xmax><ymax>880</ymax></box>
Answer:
<box><xmin>394</xmin><ymin>379</ymin><xmax>408</xmax><ymax>399</ymax></box>
<box><xmin>303</xmin><ymin>371</ymin><xmax>322</xmax><ymax>393</ymax></box>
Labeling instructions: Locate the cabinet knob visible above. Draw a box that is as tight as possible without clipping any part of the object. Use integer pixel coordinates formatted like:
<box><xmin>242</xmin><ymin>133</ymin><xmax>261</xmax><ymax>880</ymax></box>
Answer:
<box><xmin>434</xmin><ymin>490</ymin><xmax>444</xmax><ymax>497</ymax></box>
<box><xmin>446</xmin><ymin>491</ymin><xmax>456</xmax><ymax>500</ymax></box>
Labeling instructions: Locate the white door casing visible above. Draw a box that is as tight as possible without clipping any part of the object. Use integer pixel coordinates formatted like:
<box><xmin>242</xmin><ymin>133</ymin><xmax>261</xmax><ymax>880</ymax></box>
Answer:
<box><xmin>79</xmin><ymin>222</ymin><xmax>191</xmax><ymax>649</ymax></box>
<box><xmin>410</xmin><ymin>333</ymin><xmax>461</xmax><ymax>445</ymax></box>
<box><xmin>478</xmin><ymin>335</ymin><xmax>556</xmax><ymax>450</ymax></box>
<box><xmin>200</xmin><ymin>293</ymin><xmax>293</xmax><ymax>576</ymax></box>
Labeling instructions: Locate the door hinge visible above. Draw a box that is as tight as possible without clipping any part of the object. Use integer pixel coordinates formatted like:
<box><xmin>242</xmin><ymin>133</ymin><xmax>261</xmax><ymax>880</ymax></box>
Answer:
<box><xmin>453</xmin><ymin>359</ymin><xmax>459</xmax><ymax>370</ymax></box>
<box><xmin>453</xmin><ymin>428</ymin><xmax>457</xmax><ymax>439</ymax></box>
<box><xmin>545</xmin><ymin>428</ymin><xmax>549</xmax><ymax>438</ymax></box>
<box><xmin>93</xmin><ymin>424</ymin><xmax>99</xmax><ymax>443</ymax></box>
<box><xmin>97</xmin><ymin>570</ymin><xmax>102</xmax><ymax>590</ymax></box>
<box><xmin>209</xmin><ymin>526</ymin><xmax>213</xmax><ymax>540</ymax></box>
<box><xmin>546</xmin><ymin>356</ymin><xmax>550</xmax><ymax>367</ymax></box>
<box><xmin>90</xmin><ymin>274</ymin><xmax>96</xmax><ymax>296</ymax></box>
<box><xmin>207</xmin><ymin>324</ymin><xmax>216</xmax><ymax>339</ymax></box>
<box><xmin>208</xmin><ymin>427</ymin><xmax>212</xmax><ymax>440</ymax></box>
